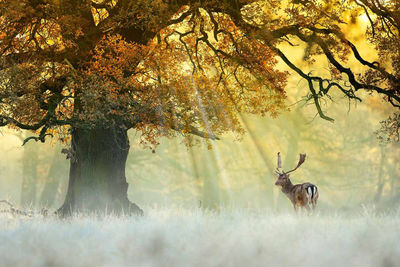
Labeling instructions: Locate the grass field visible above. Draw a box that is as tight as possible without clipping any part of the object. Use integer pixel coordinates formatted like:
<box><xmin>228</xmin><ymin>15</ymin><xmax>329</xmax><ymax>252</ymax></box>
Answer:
<box><xmin>0</xmin><ymin>207</ymin><xmax>399</xmax><ymax>267</ymax></box>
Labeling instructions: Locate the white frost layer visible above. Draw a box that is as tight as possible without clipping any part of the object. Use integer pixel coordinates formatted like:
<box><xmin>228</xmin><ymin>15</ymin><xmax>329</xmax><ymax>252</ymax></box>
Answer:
<box><xmin>0</xmin><ymin>208</ymin><xmax>399</xmax><ymax>267</ymax></box>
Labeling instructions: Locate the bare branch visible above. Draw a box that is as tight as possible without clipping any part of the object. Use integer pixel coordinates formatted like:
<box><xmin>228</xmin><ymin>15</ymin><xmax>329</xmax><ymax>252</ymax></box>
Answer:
<box><xmin>171</xmin><ymin>124</ymin><xmax>220</xmax><ymax>140</ymax></box>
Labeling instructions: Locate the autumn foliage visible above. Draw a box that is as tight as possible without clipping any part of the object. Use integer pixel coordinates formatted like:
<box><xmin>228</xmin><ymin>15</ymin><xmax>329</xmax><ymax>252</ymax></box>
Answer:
<box><xmin>1</xmin><ymin>0</ymin><xmax>400</xmax><ymax>144</ymax></box>
<box><xmin>0</xmin><ymin>0</ymin><xmax>290</xmax><ymax>148</ymax></box>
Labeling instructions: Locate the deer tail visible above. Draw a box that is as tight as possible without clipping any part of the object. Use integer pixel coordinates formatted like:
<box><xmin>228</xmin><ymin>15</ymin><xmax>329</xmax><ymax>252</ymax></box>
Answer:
<box><xmin>306</xmin><ymin>185</ymin><xmax>318</xmax><ymax>204</ymax></box>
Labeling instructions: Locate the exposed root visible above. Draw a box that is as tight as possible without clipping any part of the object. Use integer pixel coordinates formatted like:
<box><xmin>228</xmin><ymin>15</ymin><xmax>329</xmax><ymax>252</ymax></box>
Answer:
<box><xmin>56</xmin><ymin>200</ymin><xmax>144</xmax><ymax>218</ymax></box>
<box><xmin>126</xmin><ymin>201</ymin><xmax>144</xmax><ymax>216</ymax></box>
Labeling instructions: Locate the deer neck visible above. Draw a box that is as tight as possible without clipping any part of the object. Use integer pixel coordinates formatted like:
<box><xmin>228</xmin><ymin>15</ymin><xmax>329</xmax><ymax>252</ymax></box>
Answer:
<box><xmin>281</xmin><ymin>179</ymin><xmax>294</xmax><ymax>194</ymax></box>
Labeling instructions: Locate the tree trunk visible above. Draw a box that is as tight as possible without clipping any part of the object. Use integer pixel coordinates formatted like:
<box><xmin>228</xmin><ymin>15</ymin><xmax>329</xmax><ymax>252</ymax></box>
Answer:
<box><xmin>20</xmin><ymin>139</ymin><xmax>39</xmax><ymax>207</ymax></box>
<box><xmin>374</xmin><ymin>147</ymin><xmax>386</xmax><ymax>203</ymax></box>
<box><xmin>39</xmin><ymin>144</ymin><xmax>68</xmax><ymax>208</ymax></box>
<box><xmin>57</xmin><ymin>127</ymin><xmax>143</xmax><ymax>217</ymax></box>
<box><xmin>201</xmin><ymin>147</ymin><xmax>221</xmax><ymax>211</ymax></box>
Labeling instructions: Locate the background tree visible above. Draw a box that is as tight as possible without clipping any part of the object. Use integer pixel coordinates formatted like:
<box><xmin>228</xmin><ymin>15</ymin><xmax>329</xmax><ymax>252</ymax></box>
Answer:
<box><xmin>10</xmin><ymin>132</ymin><xmax>40</xmax><ymax>207</ymax></box>
<box><xmin>20</xmin><ymin>135</ymin><xmax>39</xmax><ymax>206</ymax></box>
<box><xmin>39</xmin><ymin>143</ymin><xmax>69</xmax><ymax>208</ymax></box>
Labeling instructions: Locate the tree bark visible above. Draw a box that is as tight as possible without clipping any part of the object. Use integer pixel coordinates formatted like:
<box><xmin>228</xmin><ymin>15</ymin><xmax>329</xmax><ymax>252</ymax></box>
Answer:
<box><xmin>57</xmin><ymin>127</ymin><xmax>143</xmax><ymax>217</ymax></box>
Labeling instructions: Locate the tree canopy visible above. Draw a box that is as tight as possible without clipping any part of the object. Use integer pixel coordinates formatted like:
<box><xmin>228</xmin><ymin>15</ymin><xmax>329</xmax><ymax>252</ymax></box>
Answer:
<box><xmin>0</xmin><ymin>0</ymin><xmax>399</xmax><ymax>146</ymax></box>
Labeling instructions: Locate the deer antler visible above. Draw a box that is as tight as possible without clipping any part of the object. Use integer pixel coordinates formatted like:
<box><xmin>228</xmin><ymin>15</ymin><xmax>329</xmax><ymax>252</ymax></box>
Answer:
<box><xmin>275</xmin><ymin>152</ymin><xmax>283</xmax><ymax>175</ymax></box>
<box><xmin>277</xmin><ymin>152</ymin><xmax>282</xmax><ymax>169</ymax></box>
<box><xmin>285</xmin><ymin>153</ymin><xmax>306</xmax><ymax>174</ymax></box>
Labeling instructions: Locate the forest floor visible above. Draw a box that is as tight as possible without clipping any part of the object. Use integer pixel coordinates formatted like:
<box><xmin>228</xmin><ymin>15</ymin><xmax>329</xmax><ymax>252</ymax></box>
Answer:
<box><xmin>0</xmin><ymin>207</ymin><xmax>399</xmax><ymax>267</ymax></box>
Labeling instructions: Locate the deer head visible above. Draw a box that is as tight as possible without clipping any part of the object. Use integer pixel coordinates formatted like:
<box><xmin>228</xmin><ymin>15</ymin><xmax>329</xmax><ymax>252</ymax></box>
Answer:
<box><xmin>275</xmin><ymin>152</ymin><xmax>306</xmax><ymax>186</ymax></box>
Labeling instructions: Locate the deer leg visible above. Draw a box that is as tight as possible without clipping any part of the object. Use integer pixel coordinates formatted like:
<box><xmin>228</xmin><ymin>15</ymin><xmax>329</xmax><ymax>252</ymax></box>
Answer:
<box><xmin>312</xmin><ymin>200</ymin><xmax>317</xmax><ymax>210</ymax></box>
<box><xmin>304</xmin><ymin>204</ymin><xmax>312</xmax><ymax>215</ymax></box>
<box><xmin>293</xmin><ymin>203</ymin><xmax>298</xmax><ymax>213</ymax></box>
<box><xmin>305</xmin><ymin>204</ymin><xmax>311</xmax><ymax>211</ymax></box>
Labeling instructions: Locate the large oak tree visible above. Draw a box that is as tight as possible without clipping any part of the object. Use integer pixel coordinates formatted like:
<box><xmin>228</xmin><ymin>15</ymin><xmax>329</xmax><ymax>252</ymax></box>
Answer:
<box><xmin>1</xmin><ymin>0</ymin><xmax>399</xmax><ymax>216</ymax></box>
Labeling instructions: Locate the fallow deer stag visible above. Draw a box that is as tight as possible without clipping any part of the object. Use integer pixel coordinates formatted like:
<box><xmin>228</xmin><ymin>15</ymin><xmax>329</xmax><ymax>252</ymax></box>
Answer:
<box><xmin>275</xmin><ymin>152</ymin><xmax>318</xmax><ymax>212</ymax></box>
